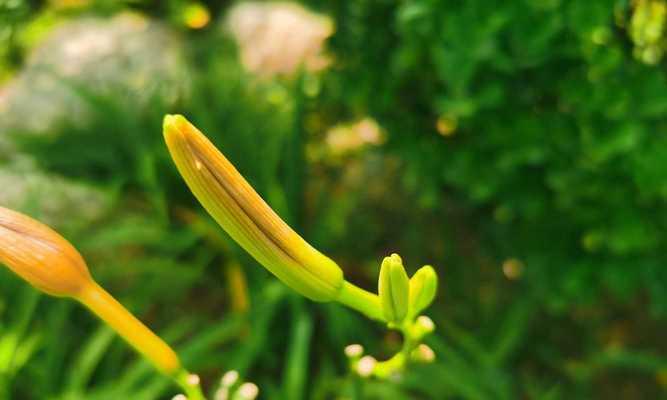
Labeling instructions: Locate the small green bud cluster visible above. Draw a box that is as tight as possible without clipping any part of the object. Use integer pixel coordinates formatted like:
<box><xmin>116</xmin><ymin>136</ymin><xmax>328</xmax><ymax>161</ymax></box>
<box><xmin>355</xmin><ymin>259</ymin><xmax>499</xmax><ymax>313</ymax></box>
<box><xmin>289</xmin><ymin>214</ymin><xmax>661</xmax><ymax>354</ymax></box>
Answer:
<box><xmin>345</xmin><ymin>253</ymin><xmax>439</xmax><ymax>379</ymax></box>
<box><xmin>379</xmin><ymin>254</ymin><xmax>438</xmax><ymax>325</ymax></box>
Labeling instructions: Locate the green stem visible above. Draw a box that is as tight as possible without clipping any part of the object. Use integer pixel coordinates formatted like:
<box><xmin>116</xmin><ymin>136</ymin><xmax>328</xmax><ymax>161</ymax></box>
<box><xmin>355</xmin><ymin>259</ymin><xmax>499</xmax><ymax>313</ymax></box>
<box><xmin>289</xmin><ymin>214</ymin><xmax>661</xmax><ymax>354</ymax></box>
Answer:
<box><xmin>0</xmin><ymin>375</ymin><xmax>9</xmax><ymax>400</ymax></box>
<box><xmin>372</xmin><ymin>323</ymin><xmax>413</xmax><ymax>378</ymax></box>
<box><xmin>336</xmin><ymin>281</ymin><xmax>385</xmax><ymax>321</ymax></box>
<box><xmin>350</xmin><ymin>374</ymin><xmax>364</xmax><ymax>400</ymax></box>
<box><xmin>174</xmin><ymin>369</ymin><xmax>206</xmax><ymax>400</ymax></box>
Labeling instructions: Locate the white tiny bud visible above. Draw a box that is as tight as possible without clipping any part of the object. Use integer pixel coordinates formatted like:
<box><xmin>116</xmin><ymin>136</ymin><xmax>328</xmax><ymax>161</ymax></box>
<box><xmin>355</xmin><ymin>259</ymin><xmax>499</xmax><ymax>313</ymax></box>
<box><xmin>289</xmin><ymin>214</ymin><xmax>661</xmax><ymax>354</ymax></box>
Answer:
<box><xmin>344</xmin><ymin>344</ymin><xmax>363</xmax><ymax>358</ymax></box>
<box><xmin>356</xmin><ymin>355</ymin><xmax>377</xmax><ymax>377</ymax></box>
<box><xmin>417</xmin><ymin>316</ymin><xmax>435</xmax><ymax>332</ymax></box>
<box><xmin>237</xmin><ymin>382</ymin><xmax>260</xmax><ymax>400</ymax></box>
<box><xmin>414</xmin><ymin>344</ymin><xmax>436</xmax><ymax>362</ymax></box>
<box><xmin>221</xmin><ymin>370</ymin><xmax>239</xmax><ymax>387</ymax></box>
<box><xmin>187</xmin><ymin>374</ymin><xmax>201</xmax><ymax>386</ymax></box>
<box><xmin>172</xmin><ymin>395</ymin><xmax>187</xmax><ymax>400</ymax></box>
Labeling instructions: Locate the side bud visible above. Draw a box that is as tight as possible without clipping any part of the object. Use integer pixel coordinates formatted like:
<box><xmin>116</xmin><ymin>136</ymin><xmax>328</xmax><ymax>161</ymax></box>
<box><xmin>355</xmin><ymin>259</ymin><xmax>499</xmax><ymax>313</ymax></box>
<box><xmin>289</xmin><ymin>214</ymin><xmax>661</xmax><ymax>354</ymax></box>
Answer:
<box><xmin>163</xmin><ymin>114</ymin><xmax>344</xmax><ymax>301</ymax></box>
<box><xmin>408</xmin><ymin>265</ymin><xmax>438</xmax><ymax>319</ymax></box>
<box><xmin>0</xmin><ymin>206</ymin><xmax>91</xmax><ymax>297</ymax></box>
<box><xmin>378</xmin><ymin>253</ymin><xmax>409</xmax><ymax>324</ymax></box>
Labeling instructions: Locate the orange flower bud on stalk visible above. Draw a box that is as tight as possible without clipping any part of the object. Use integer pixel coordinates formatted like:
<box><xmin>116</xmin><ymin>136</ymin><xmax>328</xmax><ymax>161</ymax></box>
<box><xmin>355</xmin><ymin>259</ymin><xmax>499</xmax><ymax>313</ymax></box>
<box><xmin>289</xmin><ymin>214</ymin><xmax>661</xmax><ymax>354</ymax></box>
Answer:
<box><xmin>0</xmin><ymin>206</ymin><xmax>180</xmax><ymax>375</ymax></box>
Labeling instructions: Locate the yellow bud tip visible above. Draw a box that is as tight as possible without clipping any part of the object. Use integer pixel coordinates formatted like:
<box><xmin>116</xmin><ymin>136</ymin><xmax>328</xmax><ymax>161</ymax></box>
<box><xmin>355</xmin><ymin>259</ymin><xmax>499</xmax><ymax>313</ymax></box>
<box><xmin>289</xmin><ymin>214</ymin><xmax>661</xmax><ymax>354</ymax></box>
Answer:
<box><xmin>163</xmin><ymin>114</ymin><xmax>188</xmax><ymax>142</ymax></box>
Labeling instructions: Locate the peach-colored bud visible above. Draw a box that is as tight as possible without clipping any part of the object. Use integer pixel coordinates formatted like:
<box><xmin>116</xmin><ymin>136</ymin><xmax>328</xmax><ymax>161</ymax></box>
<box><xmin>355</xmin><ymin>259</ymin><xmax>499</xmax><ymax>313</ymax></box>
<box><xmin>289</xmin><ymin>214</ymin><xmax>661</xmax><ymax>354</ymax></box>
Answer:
<box><xmin>0</xmin><ymin>206</ymin><xmax>91</xmax><ymax>297</ymax></box>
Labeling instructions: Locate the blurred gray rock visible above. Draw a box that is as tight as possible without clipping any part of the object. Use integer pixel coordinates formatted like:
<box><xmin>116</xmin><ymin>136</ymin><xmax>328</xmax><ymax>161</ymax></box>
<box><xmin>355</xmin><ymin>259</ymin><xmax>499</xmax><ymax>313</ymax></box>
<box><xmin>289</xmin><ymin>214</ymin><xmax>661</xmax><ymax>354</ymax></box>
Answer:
<box><xmin>0</xmin><ymin>12</ymin><xmax>188</xmax><ymax>140</ymax></box>
<box><xmin>0</xmin><ymin>160</ymin><xmax>109</xmax><ymax>230</ymax></box>
<box><xmin>0</xmin><ymin>13</ymin><xmax>181</xmax><ymax>226</ymax></box>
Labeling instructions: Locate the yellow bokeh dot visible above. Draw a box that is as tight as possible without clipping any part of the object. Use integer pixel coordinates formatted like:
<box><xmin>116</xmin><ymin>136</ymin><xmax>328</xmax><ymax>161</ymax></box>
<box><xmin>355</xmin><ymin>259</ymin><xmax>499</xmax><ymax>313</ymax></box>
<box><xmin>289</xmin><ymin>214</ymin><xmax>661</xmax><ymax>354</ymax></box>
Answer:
<box><xmin>184</xmin><ymin>3</ymin><xmax>211</xmax><ymax>29</ymax></box>
<box><xmin>502</xmin><ymin>258</ymin><xmax>524</xmax><ymax>280</ymax></box>
<box><xmin>436</xmin><ymin>115</ymin><xmax>458</xmax><ymax>136</ymax></box>
<box><xmin>656</xmin><ymin>369</ymin><xmax>667</xmax><ymax>387</ymax></box>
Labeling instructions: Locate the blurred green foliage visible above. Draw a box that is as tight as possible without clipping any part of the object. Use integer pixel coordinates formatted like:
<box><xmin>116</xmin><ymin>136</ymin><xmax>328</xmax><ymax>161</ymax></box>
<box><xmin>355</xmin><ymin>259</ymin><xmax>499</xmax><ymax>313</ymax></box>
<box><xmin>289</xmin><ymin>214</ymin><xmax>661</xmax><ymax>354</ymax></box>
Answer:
<box><xmin>1</xmin><ymin>0</ymin><xmax>667</xmax><ymax>399</ymax></box>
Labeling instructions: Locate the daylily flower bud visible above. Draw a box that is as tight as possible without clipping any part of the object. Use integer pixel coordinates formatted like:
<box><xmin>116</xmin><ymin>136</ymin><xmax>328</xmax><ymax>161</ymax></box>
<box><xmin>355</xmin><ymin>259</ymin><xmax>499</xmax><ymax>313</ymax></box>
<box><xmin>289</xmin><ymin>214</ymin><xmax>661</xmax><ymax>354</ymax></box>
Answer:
<box><xmin>0</xmin><ymin>206</ymin><xmax>181</xmax><ymax>375</ymax></box>
<box><xmin>378</xmin><ymin>253</ymin><xmax>409</xmax><ymax>323</ymax></box>
<box><xmin>408</xmin><ymin>265</ymin><xmax>438</xmax><ymax>319</ymax></box>
<box><xmin>163</xmin><ymin>114</ymin><xmax>344</xmax><ymax>301</ymax></box>
<box><xmin>0</xmin><ymin>206</ymin><xmax>91</xmax><ymax>297</ymax></box>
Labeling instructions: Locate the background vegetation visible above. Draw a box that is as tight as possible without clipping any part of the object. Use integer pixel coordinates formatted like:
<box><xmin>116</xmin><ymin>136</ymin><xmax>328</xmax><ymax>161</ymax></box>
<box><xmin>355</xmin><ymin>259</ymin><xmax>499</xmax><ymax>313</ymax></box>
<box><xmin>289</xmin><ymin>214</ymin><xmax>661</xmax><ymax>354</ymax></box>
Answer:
<box><xmin>1</xmin><ymin>0</ymin><xmax>666</xmax><ymax>399</ymax></box>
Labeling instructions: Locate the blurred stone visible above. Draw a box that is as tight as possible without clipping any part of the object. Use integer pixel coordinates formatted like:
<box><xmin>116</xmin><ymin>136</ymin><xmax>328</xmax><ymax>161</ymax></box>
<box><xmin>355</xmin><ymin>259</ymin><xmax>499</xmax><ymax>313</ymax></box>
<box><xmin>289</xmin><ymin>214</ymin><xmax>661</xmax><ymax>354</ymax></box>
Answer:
<box><xmin>0</xmin><ymin>12</ymin><xmax>187</xmax><ymax>140</ymax></box>
<box><xmin>0</xmin><ymin>160</ymin><xmax>109</xmax><ymax>230</ymax></box>
<box><xmin>309</xmin><ymin>117</ymin><xmax>385</xmax><ymax>163</ymax></box>
<box><xmin>226</xmin><ymin>2</ymin><xmax>333</xmax><ymax>78</ymax></box>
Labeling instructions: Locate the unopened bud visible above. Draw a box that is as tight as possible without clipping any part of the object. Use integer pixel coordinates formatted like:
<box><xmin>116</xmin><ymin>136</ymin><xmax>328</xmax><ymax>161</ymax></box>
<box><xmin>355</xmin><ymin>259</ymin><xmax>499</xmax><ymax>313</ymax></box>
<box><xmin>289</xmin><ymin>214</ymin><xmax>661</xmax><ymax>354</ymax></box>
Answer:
<box><xmin>378</xmin><ymin>253</ymin><xmax>409</xmax><ymax>323</ymax></box>
<box><xmin>344</xmin><ymin>344</ymin><xmax>364</xmax><ymax>358</ymax></box>
<box><xmin>187</xmin><ymin>374</ymin><xmax>200</xmax><ymax>386</ymax></box>
<box><xmin>0</xmin><ymin>206</ymin><xmax>91</xmax><ymax>297</ymax></box>
<box><xmin>408</xmin><ymin>265</ymin><xmax>438</xmax><ymax>319</ymax></box>
<box><xmin>0</xmin><ymin>206</ymin><xmax>181</xmax><ymax>375</ymax></box>
<box><xmin>357</xmin><ymin>355</ymin><xmax>377</xmax><ymax>377</ymax></box>
<box><xmin>409</xmin><ymin>315</ymin><xmax>436</xmax><ymax>340</ymax></box>
<box><xmin>221</xmin><ymin>370</ymin><xmax>240</xmax><ymax>387</ymax></box>
<box><xmin>237</xmin><ymin>382</ymin><xmax>259</xmax><ymax>400</ymax></box>
<box><xmin>411</xmin><ymin>344</ymin><xmax>436</xmax><ymax>363</ymax></box>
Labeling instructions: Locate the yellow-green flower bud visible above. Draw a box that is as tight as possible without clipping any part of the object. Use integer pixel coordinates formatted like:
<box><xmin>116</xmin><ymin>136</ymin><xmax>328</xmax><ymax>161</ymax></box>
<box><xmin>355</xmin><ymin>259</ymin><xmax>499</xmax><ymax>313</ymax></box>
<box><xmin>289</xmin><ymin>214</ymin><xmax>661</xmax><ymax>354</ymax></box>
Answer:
<box><xmin>163</xmin><ymin>114</ymin><xmax>344</xmax><ymax>301</ymax></box>
<box><xmin>378</xmin><ymin>253</ymin><xmax>409</xmax><ymax>323</ymax></box>
<box><xmin>408</xmin><ymin>265</ymin><xmax>438</xmax><ymax>319</ymax></box>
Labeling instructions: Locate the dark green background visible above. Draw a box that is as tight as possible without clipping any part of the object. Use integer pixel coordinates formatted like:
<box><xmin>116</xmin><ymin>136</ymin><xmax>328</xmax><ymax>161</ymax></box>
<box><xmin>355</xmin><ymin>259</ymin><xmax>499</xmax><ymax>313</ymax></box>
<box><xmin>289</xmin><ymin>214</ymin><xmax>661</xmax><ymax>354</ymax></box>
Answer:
<box><xmin>0</xmin><ymin>0</ymin><xmax>666</xmax><ymax>399</ymax></box>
